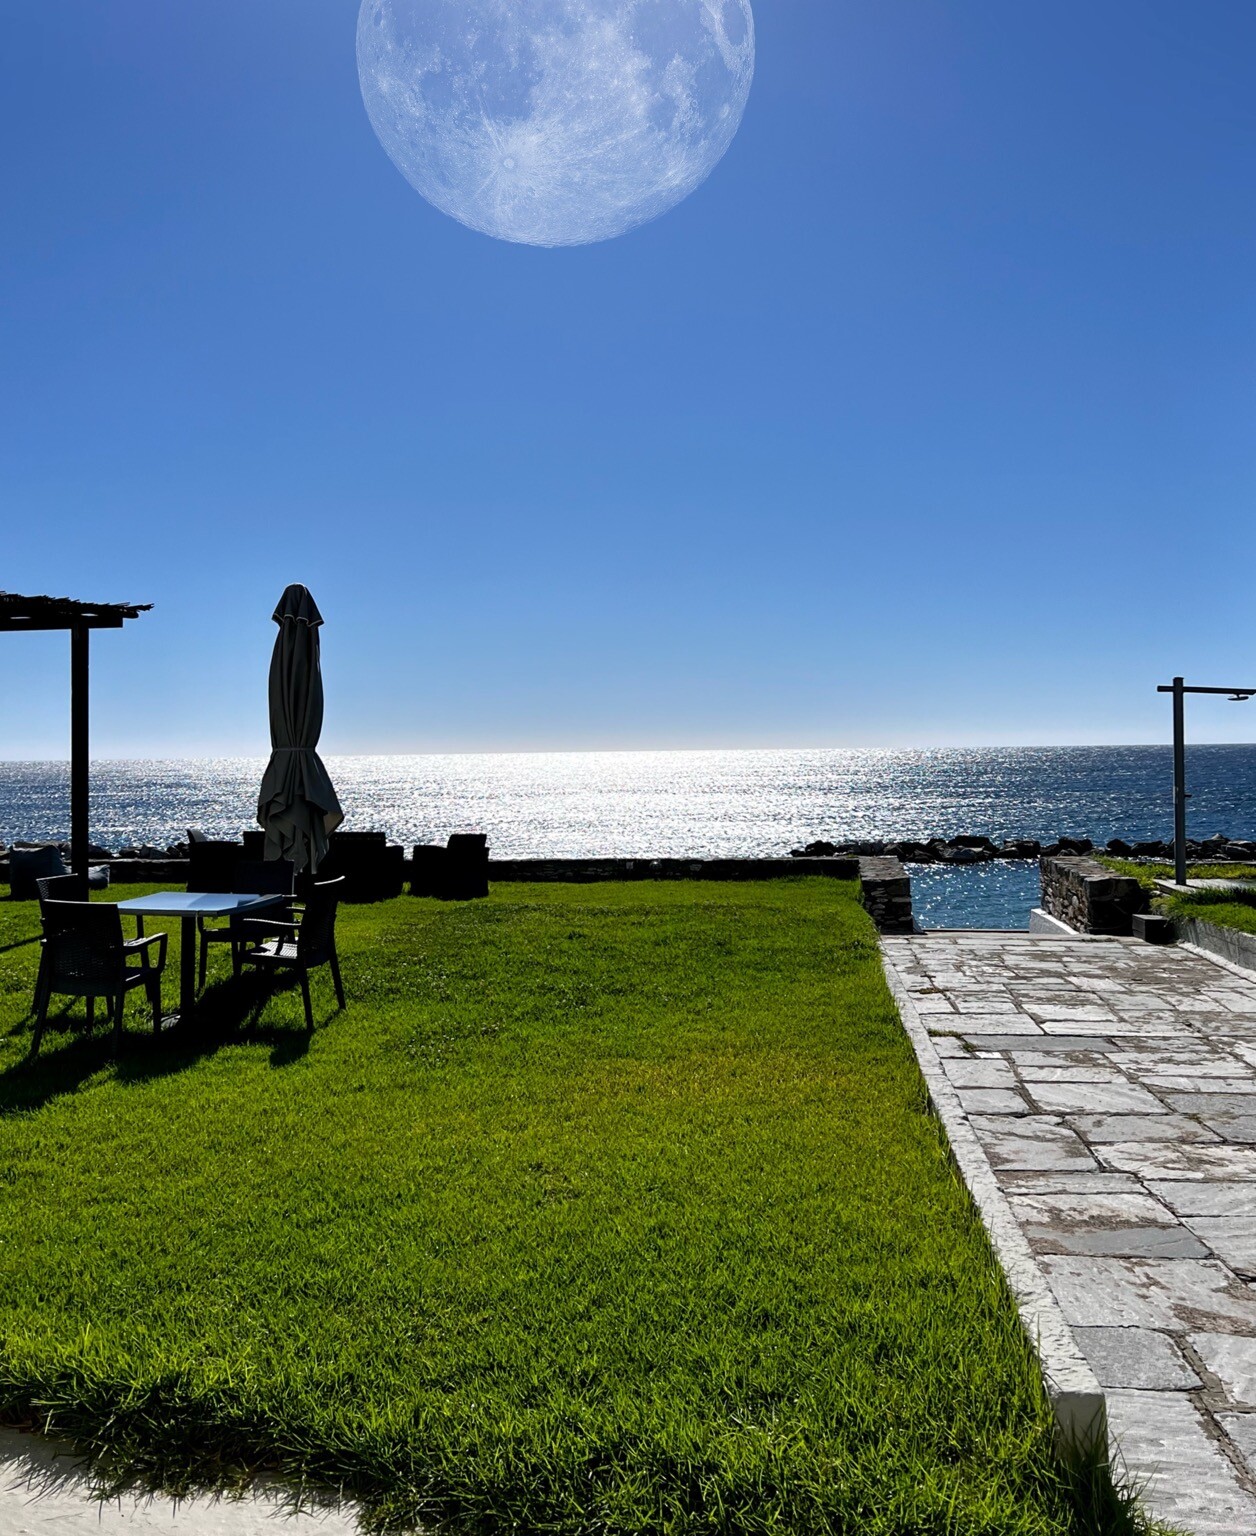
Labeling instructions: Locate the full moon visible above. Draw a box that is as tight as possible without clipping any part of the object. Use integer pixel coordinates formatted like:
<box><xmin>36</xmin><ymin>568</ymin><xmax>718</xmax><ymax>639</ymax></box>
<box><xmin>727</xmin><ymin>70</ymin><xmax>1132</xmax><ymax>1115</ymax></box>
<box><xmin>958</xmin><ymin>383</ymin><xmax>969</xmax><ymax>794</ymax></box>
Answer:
<box><xmin>356</xmin><ymin>0</ymin><xmax>755</xmax><ymax>247</ymax></box>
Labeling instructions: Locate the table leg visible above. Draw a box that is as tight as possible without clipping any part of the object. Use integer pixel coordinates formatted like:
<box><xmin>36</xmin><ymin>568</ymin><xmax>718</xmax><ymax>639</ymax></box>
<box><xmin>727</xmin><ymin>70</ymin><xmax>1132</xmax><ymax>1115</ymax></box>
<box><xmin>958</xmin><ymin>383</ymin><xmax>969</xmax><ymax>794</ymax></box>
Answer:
<box><xmin>180</xmin><ymin>914</ymin><xmax>197</xmax><ymax>1018</ymax></box>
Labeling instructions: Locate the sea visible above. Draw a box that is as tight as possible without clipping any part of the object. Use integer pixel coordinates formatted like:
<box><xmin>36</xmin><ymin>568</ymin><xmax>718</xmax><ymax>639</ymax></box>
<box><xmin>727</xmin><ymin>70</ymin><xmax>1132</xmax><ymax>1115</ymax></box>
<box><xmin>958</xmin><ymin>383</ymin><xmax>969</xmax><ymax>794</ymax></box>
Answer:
<box><xmin>4</xmin><ymin>746</ymin><xmax>1255</xmax><ymax>932</ymax></box>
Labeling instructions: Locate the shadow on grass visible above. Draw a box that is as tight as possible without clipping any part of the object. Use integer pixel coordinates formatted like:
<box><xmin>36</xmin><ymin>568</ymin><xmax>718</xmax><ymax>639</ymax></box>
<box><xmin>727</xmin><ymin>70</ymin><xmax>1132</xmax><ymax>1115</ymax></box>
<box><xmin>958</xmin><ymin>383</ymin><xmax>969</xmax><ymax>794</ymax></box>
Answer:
<box><xmin>0</xmin><ymin>970</ymin><xmax>338</xmax><ymax>1114</ymax></box>
<box><xmin>0</xmin><ymin>934</ymin><xmax>40</xmax><ymax>956</ymax></box>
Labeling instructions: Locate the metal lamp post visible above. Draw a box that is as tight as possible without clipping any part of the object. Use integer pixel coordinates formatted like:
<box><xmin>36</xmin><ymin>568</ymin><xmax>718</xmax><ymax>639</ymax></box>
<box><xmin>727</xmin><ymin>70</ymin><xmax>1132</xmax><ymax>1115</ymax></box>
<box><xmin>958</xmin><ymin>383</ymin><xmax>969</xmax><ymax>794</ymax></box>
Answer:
<box><xmin>1156</xmin><ymin>678</ymin><xmax>1254</xmax><ymax>888</ymax></box>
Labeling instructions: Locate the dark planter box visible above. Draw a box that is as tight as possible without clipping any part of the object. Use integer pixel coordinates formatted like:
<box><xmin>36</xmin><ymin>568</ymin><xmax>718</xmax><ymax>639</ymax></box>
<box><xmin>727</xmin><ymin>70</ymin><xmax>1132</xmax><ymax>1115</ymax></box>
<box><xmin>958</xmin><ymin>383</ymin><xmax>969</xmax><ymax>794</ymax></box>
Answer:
<box><xmin>244</xmin><ymin>830</ymin><xmax>404</xmax><ymax>901</ymax></box>
<box><xmin>410</xmin><ymin>836</ymin><xmax>490</xmax><ymax>900</ymax></box>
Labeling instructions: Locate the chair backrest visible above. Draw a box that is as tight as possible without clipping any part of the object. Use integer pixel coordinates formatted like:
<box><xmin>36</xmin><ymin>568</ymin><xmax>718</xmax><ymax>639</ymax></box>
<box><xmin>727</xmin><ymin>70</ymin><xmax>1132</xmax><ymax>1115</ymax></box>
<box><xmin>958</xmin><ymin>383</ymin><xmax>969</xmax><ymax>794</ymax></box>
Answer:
<box><xmin>233</xmin><ymin>859</ymin><xmax>294</xmax><ymax>897</ymax></box>
<box><xmin>37</xmin><ymin>873</ymin><xmax>89</xmax><ymax>907</ymax></box>
<box><xmin>187</xmin><ymin>840</ymin><xmax>241</xmax><ymax>894</ymax></box>
<box><xmin>41</xmin><ymin>901</ymin><xmax>126</xmax><ymax>988</ymax></box>
<box><xmin>298</xmin><ymin>878</ymin><xmax>343</xmax><ymax>964</ymax></box>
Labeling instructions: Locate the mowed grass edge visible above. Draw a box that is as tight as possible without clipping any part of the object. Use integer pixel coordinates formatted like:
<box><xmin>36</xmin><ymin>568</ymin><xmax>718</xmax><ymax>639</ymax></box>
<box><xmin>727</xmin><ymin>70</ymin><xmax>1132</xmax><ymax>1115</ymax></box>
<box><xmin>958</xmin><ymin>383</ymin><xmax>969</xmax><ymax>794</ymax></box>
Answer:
<box><xmin>0</xmin><ymin>880</ymin><xmax>1144</xmax><ymax>1533</ymax></box>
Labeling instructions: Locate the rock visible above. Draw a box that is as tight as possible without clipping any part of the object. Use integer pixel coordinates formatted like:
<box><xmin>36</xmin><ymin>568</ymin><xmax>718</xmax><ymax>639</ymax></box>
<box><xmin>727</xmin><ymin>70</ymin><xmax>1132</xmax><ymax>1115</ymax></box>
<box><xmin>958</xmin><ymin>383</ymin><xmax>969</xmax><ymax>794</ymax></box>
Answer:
<box><xmin>939</xmin><ymin>845</ymin><xmax>992</xmax><ymax>864</ymax></box>
<box><xmin>798</xmin><ymin>840</ymin><xmax>838</xmax><ymax>857</ymax></box>
<box><xmin>1057</xmin><ymin>837</ymin><xmax>1095</xmax><ymax>855</ymax></box>
<box><xmin>1132</xmin><ymin>841</ymin><xmax>1167</xmax><ymax>858</ymax></box>
<box><xmin>1106</xmin><ymin>839</ymin><xmax>1134</xmax><ymax>857</ymax></box>
<box><xmin>1225</xmin><ymin>842</ymin><xmax>1256</xmax><ymax>863</ymax></box>
<box><xmin>117</xmin><ymin>846</ymin><xmax>140</xmax><ymax>859</ymax></box>
<box><xmin>1000</xmin><ymin>839</ymin><xmax>1041</xmax><ymax>859</ymax></box>
<box><xmin>87</xmin><ymin>842</ymin><xmax>113</xmax><ymax>859</ymax></box>
<box><xmin>949</xmin><ymin>835</ymin><xmax>1000</xmax><ymax>854</ymax></box>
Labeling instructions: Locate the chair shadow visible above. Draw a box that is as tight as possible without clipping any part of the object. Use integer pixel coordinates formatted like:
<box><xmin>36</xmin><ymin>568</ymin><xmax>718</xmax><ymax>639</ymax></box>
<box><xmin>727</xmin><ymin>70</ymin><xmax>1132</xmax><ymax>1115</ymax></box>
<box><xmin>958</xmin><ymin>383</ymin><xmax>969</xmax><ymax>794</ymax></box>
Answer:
<box><xmin>0</xmin><ymin>968</ymin><xmax>334</xmax><ymax>1114</ymax></box>
<box><xmin>0</xmin><ymin>934</ymin><xmax>40</xmax><ymax>956</ymax></box>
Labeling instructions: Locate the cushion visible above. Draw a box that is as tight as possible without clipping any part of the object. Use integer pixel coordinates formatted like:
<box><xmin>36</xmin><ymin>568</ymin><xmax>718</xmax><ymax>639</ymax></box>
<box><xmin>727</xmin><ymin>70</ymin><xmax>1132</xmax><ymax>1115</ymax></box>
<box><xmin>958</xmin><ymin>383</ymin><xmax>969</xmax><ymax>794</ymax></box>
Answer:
<box><xmin>9</xmin><ymin>845</ymin><xmax>69</xmax><ymax>901</ymax></box>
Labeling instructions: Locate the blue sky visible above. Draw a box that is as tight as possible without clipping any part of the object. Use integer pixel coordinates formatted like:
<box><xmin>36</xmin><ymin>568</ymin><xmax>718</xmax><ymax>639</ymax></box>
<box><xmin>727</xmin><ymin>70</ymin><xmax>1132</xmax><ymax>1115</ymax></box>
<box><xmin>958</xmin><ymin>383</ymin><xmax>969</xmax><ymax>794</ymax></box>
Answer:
<box><xmin>3</xmin><ymin>0</ymin><xmax>1255</xmax><ymax>756</ymax></box>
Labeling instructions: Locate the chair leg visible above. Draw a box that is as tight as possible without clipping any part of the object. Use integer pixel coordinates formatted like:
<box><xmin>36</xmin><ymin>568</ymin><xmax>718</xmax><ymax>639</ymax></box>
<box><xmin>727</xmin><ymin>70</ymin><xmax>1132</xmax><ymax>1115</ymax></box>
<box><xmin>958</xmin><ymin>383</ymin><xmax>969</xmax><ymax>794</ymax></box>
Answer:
<box><xmin>113</xmin><ymin>991</ymin><xmax>125</xmax><ymax>1052</ymax></box>
<box><xmin>31</xmin><ymin>950</ymin><xmax>50</xmax><ymax>1021</ymax></box>
<box><xmin>147</xmin><ymin>975</ymin><xmax>164</xmax><ymax>1034</ymax></box>
<box><xmin>198</xmin><ymin>931</ymin><xmax>208</xmax><ymax>992</ymax></box>
<box><xmin>300</xmin><ymin>971</ymin><xmax>314</xmax><ymax>1032</ymax></box>
<box><xmin>28</xmin><ymin>985</ymin><xmax>51</xmax><ymax>1061</ymax></box>
<box><xmin>330</xmin><ymin>950</ymin><xmax>346</xmax><ymax>1011</ymax></box>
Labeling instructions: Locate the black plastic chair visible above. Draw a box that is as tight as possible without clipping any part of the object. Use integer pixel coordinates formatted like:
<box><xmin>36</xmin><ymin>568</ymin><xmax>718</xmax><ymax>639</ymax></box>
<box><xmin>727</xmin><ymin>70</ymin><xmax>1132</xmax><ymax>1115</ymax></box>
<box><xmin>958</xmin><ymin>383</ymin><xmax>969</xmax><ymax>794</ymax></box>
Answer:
<box><xmin>31</xmin><ymin>874</ymin><xmax>90</xmax><ymax>1015</ymax></box>
<box><xmin>238</xmin><ymin>878</ymin><xmax>346</xmax><ymax>1031</ymax></box>
<box><xmin>30</xmin><ymin>901</ymin><xmax>168</xmax><ymax>1059</ymax></box>
<box><xmin>198</xmin><ymin>858</ymin><xmax>295</xmax><ymax>988</ymax></box>
<box><xmin>36</xmin><ymin>873</ymin><xmax>89</xmax><ymax>905</ymax></box>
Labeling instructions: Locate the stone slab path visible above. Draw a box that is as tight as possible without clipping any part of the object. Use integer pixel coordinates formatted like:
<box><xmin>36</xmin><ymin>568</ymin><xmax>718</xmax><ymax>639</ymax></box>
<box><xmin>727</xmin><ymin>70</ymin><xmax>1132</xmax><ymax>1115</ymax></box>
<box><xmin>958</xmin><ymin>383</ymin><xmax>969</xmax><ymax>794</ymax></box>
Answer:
<box><xmin>0</xmin><ymin>1430</ymin><xmax>359</xmax><ymax>1535</ymax></box>
<box><xmin>883</xmin><ymin>931</ymin><xmax>1256</xmax><ymax>1536</ymax></box>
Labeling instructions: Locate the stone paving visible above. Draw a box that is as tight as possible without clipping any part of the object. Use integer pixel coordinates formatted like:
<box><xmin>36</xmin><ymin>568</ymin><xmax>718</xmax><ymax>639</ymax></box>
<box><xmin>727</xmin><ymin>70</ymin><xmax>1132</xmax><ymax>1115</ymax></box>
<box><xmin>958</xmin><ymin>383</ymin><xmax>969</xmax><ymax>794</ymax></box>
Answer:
<box><xmin>882</xmin><ymin>932</ymin><xmax>1256</xmax><ymax>1536</ymax></box>
<box><xmin>0</xmin><ymin>1430</ymin><xmax>359</xmax><ymax>1534</ymax></box>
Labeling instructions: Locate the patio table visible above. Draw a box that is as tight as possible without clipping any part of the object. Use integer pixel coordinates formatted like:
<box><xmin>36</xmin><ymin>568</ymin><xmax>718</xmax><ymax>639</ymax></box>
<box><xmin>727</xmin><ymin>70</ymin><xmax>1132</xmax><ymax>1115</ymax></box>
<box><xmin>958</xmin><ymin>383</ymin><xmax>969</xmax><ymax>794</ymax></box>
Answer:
<box><xmin>115</xmin><ymin>891</ymin><xmax>285</xmax><ymax>1023</ymax></box>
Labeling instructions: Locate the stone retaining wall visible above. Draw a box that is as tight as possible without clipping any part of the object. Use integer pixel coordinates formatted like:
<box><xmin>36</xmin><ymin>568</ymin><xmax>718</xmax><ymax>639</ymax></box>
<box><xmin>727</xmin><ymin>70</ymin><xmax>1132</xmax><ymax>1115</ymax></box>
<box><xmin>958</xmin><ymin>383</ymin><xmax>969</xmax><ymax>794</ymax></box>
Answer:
<box><xmin>1</xmin><ymin>855</ymin><xmax>863</xmax><ymax>889</ymax></box>
<box><xmin>1040</xmin><ymin>855</ymin><xmax>1148</xmax><ymax>936</ymax></box>
<box><xmin>858</xmin><ymin>856</ymin><xmax>914</xmax><ymax>934</ymax></box>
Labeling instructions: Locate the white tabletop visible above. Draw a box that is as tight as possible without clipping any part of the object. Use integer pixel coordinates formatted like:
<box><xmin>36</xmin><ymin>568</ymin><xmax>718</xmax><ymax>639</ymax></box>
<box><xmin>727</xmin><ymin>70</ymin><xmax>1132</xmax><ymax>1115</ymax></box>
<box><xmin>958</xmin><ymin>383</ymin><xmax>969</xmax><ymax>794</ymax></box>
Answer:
<box><xmin>115</xmin><ymin>892</ymin><xmax>285</xmax><ymax>919</ymax></box>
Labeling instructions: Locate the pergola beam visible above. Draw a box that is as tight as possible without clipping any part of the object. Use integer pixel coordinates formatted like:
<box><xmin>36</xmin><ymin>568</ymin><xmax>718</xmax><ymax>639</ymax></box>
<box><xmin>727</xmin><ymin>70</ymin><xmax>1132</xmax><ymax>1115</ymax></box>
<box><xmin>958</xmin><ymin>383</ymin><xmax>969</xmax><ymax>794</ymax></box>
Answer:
<box><xmin>0</xmin><ymin>617</ymin><xmax>126</xmax><ymax>632</ymax></box>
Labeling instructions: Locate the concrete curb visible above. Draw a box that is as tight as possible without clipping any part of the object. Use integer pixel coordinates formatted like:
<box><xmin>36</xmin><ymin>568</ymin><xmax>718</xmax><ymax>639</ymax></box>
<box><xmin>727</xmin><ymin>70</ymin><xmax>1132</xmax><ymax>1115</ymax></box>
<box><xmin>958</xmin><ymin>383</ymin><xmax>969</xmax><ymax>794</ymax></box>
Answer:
<box><xmin>1177</xmin><ymin>918</ymin><xmax>1256</xmax><ymax>975</ymax></box>
<box><xmin>1028</xmin><ymin>907</ymin><xmax>1075</xmax><ymax>937</ymax></box>
<box><xmin>880</xmin><ymin>944</ymin><xmax>1107</xmax><ymax>1453</ymax></box>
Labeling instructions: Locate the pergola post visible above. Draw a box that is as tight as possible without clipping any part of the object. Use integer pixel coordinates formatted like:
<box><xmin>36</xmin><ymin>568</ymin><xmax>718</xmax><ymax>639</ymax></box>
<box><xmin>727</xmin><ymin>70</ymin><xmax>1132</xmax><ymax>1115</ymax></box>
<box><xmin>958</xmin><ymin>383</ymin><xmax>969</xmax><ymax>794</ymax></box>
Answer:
<box><xmin>1171</xmin><ymin>677</ymin><xmax>1187</xmax><ymax>889</ymax></box>
<box><xmin>70</xmin><ymin>619</ymin><xmax>90</xmax><ymax>881</ymax></box>
<box><xmin>1157</xmin><ymin>678</ymin><xmax>1255</xmax><ymax>890</ymax></box>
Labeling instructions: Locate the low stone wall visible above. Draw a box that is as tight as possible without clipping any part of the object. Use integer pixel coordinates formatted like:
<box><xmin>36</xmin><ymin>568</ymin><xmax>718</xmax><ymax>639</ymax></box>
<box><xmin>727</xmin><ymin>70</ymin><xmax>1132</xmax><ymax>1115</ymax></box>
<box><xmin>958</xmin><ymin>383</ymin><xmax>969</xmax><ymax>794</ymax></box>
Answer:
<box><xmin>858</xmin><ymin>856</ymin><xmax>914</xmax><ymax>934</ymax></box>
<box><xmin>486</xmin><ymin>857</ymin><xmax>860</xmax><ymax>883</ymax></box>
<box><xmin>1</xmin><ymin>854</ymin><xmax>865</xmax><ymax>891</ymax></box>
<box><xmin>0</xmin><ymin>857</ymin><xmax>188</xmax><ymax>886</ymax></box>
<box><xmin>1040</xmin><ymin>855</ymin><xmax>1148</xmax><ymax>936</ymax></box>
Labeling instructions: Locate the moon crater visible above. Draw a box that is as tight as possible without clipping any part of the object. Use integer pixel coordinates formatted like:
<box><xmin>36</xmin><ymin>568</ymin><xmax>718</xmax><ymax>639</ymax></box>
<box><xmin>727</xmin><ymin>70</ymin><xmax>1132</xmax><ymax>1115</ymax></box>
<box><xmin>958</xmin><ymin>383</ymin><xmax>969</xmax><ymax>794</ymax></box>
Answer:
<box><xmin>357</xmin><ymin>0</ymin><xmax>755</xmax><ymax>246</ymax></box>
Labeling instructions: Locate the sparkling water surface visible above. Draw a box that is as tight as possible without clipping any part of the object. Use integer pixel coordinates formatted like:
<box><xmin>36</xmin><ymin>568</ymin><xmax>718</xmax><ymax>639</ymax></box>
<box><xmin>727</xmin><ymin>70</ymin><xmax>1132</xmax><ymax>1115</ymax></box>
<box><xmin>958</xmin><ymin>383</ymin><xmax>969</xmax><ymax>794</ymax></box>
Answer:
<box><xmin>3</xmin><ymin>746</ymin><xmax>1254</xmax><ymax>930</ymax></box>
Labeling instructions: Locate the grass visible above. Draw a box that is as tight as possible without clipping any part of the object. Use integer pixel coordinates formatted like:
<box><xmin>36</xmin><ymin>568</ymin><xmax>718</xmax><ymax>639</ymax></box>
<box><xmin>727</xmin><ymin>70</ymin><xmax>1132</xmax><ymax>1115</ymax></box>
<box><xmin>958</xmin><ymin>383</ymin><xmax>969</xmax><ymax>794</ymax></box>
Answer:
<box><xmin>0</xmin><ymin>880</ymin><xmax>1157</xmax><ymax>1534</ymax></box>
<box><xmin>1100</xmin><ymin>858</ymin><xmax>1256</xmax><ymax>937</ymax></box>
<box><xmin>1098</xmin><ymin>858</ymin><xmax>1256</xmax><ymax>892</ymax></box>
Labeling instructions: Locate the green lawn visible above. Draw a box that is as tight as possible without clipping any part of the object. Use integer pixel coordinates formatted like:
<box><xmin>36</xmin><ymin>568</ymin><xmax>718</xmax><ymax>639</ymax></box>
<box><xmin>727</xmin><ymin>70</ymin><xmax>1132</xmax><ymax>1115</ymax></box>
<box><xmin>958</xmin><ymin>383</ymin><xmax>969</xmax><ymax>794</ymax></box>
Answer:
<box><xmin>1099</xmin><ymin>858</ymin><xmax>1256</xmax><ymax>892</ymax></box>
<box><xmin>1101</xmin><ymin>858</ymin><xmax>1256</xmax><ymax>936</ymax></box>
<box><xmin>0</xmin><ymin>880</ymin><xmax>1141</xmax><ymax>1534</ymax></box>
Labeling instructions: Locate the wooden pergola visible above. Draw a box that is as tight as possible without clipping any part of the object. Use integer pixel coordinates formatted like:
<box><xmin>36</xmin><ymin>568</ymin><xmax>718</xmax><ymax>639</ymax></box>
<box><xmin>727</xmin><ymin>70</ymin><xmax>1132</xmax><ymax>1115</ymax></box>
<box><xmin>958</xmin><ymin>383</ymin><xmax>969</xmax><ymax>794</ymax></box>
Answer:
<box><xmin>1</xmin><ymin>593</ymin><xmax>152</xmax><ymax>878</ymax></box>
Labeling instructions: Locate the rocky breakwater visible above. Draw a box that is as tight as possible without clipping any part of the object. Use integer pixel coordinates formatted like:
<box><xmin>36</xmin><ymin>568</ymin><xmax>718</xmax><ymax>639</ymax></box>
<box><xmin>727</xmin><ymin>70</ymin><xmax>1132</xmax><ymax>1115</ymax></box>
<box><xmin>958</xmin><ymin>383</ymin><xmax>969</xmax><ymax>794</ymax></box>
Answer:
<box><xmin>791</xmin><ymin>832</ymin><xmax>1256</xmax><ymax>865</ymax></box>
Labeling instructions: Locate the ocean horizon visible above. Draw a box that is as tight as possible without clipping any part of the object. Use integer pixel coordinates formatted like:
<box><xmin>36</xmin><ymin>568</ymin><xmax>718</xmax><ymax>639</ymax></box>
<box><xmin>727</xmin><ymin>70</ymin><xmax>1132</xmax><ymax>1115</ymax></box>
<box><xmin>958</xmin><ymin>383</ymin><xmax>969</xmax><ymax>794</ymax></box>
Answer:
<box><xmin>5</xmin><ymin>746</ymin><xmax>1253</xmax><ymax>929</ymax></box>
<box><xmin>4</xmin><ymin>745</ymin><xmax>1255</xmax><ymax>856</ymax></box>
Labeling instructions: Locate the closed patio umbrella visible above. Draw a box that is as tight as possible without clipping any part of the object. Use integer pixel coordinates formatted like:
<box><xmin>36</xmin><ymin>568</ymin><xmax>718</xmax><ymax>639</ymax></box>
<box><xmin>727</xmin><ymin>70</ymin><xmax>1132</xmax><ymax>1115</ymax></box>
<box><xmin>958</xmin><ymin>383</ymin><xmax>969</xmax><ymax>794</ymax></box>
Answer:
<box><xmin>257</xmin><ymin>584</ymin><xmax>343</xmax><ymax>873</ymax></box>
